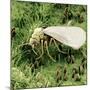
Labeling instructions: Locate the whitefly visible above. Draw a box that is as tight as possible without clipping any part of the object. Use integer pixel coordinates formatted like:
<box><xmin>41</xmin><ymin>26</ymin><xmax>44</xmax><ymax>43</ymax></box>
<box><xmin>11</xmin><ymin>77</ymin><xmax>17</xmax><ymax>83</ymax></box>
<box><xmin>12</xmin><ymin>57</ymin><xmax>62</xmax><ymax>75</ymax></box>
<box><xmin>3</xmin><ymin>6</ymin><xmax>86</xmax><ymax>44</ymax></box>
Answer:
<box><xmin>29</xmin><ymin>26</ymin><xmax>86</xmax><ymax>62</ymax></box>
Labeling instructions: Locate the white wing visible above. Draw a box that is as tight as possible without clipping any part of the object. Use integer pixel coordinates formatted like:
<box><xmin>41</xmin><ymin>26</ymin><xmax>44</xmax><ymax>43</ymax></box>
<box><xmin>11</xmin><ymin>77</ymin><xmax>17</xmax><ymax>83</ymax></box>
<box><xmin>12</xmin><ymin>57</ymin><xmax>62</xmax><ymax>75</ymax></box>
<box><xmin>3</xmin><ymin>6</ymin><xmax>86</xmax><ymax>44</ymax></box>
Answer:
<box><xmin>43</xmin><ymin>26</ymin><xmax>86</xmax><ymax>49</ymax></box>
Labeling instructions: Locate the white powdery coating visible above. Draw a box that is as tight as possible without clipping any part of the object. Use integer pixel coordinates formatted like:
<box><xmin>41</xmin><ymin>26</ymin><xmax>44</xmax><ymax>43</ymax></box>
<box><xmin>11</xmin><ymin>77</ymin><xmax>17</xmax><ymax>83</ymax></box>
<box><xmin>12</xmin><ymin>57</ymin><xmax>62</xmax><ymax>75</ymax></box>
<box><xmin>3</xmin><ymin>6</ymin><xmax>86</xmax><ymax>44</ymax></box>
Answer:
<box><xmin>43</xmin><ymin>26</ymin><xmax>86</xmax><ymax>49</ymax></box>
<box><xmin>29</xmin><ymin>28</ymin><xmax>44</xmax><ymax>45</ymax></box>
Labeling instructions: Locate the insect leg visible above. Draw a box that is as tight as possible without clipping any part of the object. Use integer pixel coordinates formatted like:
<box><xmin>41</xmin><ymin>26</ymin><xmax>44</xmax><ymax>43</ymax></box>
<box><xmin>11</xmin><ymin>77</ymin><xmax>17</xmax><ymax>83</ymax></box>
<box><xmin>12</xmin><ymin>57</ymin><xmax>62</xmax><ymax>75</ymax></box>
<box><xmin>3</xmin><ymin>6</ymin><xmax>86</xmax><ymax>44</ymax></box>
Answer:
<box><xmin>49</xmin><ymin>38</ymin><xmax>53</xmax><ymax>46</ymax></box>
<box><xmin>32</xmin><ymin>48</ymin><xmax>38</xmax><ymax>55</ymax></box>
<box><xmin>52</xmin><ymin>38</ymin><xmax>67</xmax><ymax>54</ymax></box>
<box><xmin>44</xmin><ymin>41</ymin><xmax>56</xmax><ymax>62</ymax></box>
<box><xmin>36</xmin><ymin>40</ymin><xmax>44</xmax><ymax>60</ymax></box>
<box><xmin>18</xmin><ymin>43</ymin><xmax>38</xmax><ymax>55</ymax></box>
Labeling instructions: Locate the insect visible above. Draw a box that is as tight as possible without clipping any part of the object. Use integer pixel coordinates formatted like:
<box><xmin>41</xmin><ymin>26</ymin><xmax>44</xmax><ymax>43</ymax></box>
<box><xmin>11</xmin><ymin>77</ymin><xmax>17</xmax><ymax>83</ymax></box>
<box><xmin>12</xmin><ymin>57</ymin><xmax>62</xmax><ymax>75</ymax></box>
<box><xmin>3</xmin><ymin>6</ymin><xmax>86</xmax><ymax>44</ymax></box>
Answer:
<box><xmin>29</xmin><ymin>26</ymin><xmax>86</xmax><ymax>62</ymax></box>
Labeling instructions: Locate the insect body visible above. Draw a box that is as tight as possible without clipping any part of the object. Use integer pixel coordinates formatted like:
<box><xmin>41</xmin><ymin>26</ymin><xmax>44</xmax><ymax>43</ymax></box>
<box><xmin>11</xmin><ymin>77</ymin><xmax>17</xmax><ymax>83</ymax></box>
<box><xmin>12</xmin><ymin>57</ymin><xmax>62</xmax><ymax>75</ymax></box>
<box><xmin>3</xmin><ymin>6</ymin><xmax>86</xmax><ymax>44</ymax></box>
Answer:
<box><xmin>29</xmin><ymin>26</ymin><xmax>86</xmax><ymax>62</ymax></box>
